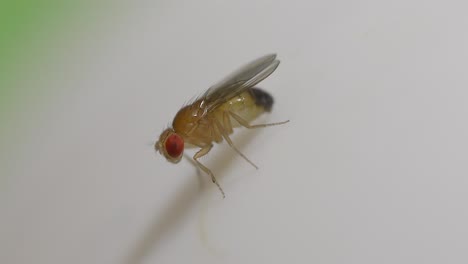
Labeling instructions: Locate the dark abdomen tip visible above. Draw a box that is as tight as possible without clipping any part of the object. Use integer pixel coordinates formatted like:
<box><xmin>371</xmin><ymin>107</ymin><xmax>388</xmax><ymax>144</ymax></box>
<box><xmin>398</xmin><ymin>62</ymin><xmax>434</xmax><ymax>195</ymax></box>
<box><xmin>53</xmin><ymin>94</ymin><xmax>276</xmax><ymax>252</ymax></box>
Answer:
<box><xmin>250</xmin><ymin>87</ymin><xmax>274</xmax><ymax>112</ymax></box>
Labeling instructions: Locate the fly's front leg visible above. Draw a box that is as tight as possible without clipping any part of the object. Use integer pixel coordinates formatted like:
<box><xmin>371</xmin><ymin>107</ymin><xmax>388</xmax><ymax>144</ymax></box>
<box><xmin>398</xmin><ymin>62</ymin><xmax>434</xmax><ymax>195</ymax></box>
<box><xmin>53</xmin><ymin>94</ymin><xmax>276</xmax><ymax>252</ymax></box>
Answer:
<box><xmin>229</xmin><ymin>111</ymin><xmax>289</xmax><ymax>128</ymax></box>
<box><xmin>193</xmin><ymin>144</ymin><xmax>225</xmax><ymax>198</ymax></box>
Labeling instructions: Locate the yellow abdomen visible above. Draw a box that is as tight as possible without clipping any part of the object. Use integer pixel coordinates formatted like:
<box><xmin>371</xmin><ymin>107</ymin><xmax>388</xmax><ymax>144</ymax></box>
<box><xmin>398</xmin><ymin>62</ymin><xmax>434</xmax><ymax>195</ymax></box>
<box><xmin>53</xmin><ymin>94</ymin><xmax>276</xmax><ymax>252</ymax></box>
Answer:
<box><xmin>216</xmin><ymin>87</ymin><xmax>273</xmax><ymax>127</ymax></box>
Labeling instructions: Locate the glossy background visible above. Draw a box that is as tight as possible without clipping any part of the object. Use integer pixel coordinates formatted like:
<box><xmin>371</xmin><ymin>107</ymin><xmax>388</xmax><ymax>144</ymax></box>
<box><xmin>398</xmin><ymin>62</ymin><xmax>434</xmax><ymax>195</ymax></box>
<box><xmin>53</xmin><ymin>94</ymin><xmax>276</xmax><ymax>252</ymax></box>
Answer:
<box><xmin>2</xmin><ymin>1</ymin><xmax>468</xmax><ymax>263</ymax></box>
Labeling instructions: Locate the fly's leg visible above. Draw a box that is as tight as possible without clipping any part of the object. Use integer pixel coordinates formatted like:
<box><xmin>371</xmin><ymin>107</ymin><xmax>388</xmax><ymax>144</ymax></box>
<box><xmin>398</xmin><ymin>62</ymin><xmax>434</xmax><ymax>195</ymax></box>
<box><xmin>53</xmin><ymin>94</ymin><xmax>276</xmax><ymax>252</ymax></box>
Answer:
<box><xmin>228</xmin><ymin>111</ymin><xmax>289</xmax><ymax>128</ymax></box>
<box><xmin>216</xmin><ymin>116</ymin><xmax>258</xmax><ymax>170</ymax></box>
<box><xmin>223</xmin><ymin>109</ymin><xmax>234</xmax><ymax>134</ymax></box>
<box><xmin>193</xmin><ymin>144</ymin><xmax>225</xmax><ymax>198</ymax></box>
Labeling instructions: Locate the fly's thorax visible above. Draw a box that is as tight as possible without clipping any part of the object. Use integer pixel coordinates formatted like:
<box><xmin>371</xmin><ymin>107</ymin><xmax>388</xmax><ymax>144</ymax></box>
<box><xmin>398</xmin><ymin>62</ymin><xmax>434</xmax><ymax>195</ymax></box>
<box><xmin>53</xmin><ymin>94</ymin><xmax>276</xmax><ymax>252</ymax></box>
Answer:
<box><xmin>172</xmin><ymin>100</ymin><xmax>206</xmax><ymax>135</ymax></box>
<box><xmin>171</xmin><ymin>99</ymin><xmax>215</xmax><ymax>146</ymax></box>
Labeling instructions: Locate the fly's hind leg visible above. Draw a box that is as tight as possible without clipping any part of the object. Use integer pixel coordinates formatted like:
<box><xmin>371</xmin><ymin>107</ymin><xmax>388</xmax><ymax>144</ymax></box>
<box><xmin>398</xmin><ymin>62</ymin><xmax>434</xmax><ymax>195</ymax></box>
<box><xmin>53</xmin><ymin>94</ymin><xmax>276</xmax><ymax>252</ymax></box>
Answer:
<box><xmin>216</xmin><ymin>115</ymin><xmax>258</xmax><ymax>170</ymax></box>
<box><xmin>193</xmin><ymin>144</ymin><xmax>225</xmax><ymax>198</ymax></box>
<box><xmin>228</xmin><ymin>111</ymin><xmax>290</xmax><ymax>128</ymax></box>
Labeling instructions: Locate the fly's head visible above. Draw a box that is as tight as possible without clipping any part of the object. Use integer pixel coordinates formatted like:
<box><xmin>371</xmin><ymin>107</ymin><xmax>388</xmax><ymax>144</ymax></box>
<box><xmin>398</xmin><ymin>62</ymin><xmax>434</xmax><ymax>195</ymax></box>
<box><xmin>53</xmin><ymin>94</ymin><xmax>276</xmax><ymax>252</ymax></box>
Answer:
<box><xmin>155</xmin><ymin>128</ymin><xmax>184</xmax><ymax>163</ymax></box>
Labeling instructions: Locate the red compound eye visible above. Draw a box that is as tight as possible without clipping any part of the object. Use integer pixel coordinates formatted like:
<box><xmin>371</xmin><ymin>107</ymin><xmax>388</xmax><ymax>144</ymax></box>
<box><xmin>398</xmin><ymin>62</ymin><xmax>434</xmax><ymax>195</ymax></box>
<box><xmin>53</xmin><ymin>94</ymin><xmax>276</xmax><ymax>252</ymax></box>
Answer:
<box><xmin>165</xmin><ymin>133</ymin><xmax>184</xmax><ymax>158</ymax></box>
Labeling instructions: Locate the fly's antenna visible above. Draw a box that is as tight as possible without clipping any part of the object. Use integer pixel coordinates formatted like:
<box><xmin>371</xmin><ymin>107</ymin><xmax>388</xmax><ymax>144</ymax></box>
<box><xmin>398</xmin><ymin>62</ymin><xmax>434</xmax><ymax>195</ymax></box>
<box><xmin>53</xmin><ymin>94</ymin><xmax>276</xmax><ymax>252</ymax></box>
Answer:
<box><xmin>154</xmin><ymin>140</ymin><xmax>160</xmax><ymax>152</ymax></box>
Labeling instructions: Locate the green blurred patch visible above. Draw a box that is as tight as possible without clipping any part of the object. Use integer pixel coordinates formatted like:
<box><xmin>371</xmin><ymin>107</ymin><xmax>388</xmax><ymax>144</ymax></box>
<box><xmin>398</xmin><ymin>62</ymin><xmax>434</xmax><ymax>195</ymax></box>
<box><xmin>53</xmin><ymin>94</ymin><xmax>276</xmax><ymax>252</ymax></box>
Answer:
<box><xmin>0</xmin><ymin>1</ymin><xmax>87</xmax><ymax>133</ymax></box>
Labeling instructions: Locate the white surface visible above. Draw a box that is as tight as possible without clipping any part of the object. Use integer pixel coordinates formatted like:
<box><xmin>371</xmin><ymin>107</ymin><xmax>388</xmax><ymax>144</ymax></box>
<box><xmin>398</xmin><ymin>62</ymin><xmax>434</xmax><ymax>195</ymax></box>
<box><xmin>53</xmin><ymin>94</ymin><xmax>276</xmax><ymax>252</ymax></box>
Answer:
<box><xmin>3</xmin><ymin>1</ymin><xmax>468</xmax><ymax>263</ymax></box>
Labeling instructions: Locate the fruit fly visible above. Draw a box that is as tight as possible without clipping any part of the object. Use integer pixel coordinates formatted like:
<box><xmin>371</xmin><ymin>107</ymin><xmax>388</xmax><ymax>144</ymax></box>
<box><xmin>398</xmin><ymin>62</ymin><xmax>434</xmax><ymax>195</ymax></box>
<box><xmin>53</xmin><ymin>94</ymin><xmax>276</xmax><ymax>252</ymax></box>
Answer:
<box><xmin>155</xmin><ymin>54</ymin><xmax>289</xmax><ymax>198</ymax></box>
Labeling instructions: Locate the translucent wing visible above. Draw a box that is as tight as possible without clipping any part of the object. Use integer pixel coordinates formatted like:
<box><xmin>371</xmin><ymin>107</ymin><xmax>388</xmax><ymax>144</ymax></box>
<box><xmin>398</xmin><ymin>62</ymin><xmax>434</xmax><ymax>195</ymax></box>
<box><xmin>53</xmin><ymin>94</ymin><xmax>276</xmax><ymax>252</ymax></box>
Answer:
<box><xmin>202</xmin><ymin>54</ymin><xmax>280</xmax><ymax>112</ymax></box>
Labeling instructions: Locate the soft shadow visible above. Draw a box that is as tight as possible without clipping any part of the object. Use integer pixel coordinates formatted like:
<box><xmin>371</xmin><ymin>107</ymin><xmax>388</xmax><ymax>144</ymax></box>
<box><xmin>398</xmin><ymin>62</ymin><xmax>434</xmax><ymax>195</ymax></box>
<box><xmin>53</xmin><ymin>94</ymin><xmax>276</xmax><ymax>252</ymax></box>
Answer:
<box><xmin>123</xmin><ymin>131</ymin><xmax>258</xmax><ymax>264</ymax></box>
